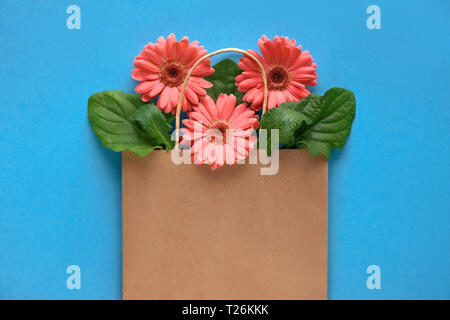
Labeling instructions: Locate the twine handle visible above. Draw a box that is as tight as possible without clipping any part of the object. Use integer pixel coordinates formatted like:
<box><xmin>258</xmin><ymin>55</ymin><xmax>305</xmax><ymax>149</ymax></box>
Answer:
<box><xmin>174</xmin><ymin>48</ymin><xmax>268</xmax><ymax>150</ymax></box>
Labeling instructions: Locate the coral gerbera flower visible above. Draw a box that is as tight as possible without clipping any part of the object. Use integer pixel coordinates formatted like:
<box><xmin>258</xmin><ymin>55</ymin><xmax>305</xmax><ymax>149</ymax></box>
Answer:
<box><xmin>132</xmin><ymin>33</ymin><xmax>215</xmax><ymax>114</ymax></box>
<box><xmin>235</xmin><ymin>35</ymin><xmax>317</xmax><ymax>110</ymax></box>
<box><xmin>181</xmin><ymin>94</ymin><xmax>259</xmax><ymax>170</ymax></box>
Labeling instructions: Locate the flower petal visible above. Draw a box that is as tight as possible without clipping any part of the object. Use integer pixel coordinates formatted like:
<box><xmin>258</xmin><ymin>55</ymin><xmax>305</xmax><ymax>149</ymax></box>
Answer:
<box><xmin>134</xmin><ymin>59</ymin><xmax>159</xmax><ymax>72</ymax></box>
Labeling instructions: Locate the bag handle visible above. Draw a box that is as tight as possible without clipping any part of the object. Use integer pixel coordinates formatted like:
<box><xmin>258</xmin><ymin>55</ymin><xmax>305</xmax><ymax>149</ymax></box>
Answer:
<box><xmin>174</xmin><ymin>48</ymin><xmax>268</xmax><ymax>150</ymax></box>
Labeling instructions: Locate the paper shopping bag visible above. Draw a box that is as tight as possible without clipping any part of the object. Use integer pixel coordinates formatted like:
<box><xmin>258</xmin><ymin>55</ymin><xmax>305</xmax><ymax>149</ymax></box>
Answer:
<box><xmin>122</xmin><ymin>149</ymin><xmax>328</xmax><ymax>300</ymax></box>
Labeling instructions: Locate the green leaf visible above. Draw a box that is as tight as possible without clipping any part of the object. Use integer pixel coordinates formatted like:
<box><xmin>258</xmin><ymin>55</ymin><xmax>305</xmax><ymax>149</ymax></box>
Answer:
<box><xmin>260</xmin><ymin>107</ymin><xmax>311</xmax><ymax>155</ymax></box>
<box><xmin>88</xmin><ymin>90</ymin><xmax>158</xmax><ymax>157</ymax></box>
<box><xmin>125</xmin><ymin>92</ymin><xmax>174</xmax><ymax>125</ymax></box>
<box><xmin>280</xmin><ymin>93</ymin><xmax>321</xmax><ymax>115</ymax></box>
<box><xmin>205</xmin><ymin>59</ymin><xmax>244</xmax><ymax>105</ymax></box>
<box><xmin>132</xmin><ymin>103</ymin><xmax>174</xmax><ymax>150</ymax></box>
<box><xmin>279</xmin><ymin>94</ymin><xmax>322</xmax><ymax>146</ymax></box>
<box><xmin>125</xmin><ymin>93</ymin><xmax>147</xmax><ymax>109</ymax></box>
<box><xmin>296</xmin><ymin>88</ymin><xmax>356</xmax><ymax>158</ymax></box>
<box><xmin>164</xmin><ymin>113</ymin><xmax>175</xmax><ymax>125</ymax></box>
<box><xmin>260</xmin><ymin>88</ymin><xmax>356</xmax><ymax>158</ymax></box>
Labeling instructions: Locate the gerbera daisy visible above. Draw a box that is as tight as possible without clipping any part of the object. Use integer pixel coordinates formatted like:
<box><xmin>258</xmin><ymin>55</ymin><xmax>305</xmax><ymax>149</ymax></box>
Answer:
<box><xmin>181</xmin><ymin>94</ymin><xmax>259</xmax><ymax>170</ymax></box>
<box><xmin>132</xmin><ymin>33</ymin><xmax>215</xmax><ymax>113</ymax></box>
<box><xmin>235</xmin><ymin>35</ymin><xmax>317</xmax><ymax>110</ymax></box>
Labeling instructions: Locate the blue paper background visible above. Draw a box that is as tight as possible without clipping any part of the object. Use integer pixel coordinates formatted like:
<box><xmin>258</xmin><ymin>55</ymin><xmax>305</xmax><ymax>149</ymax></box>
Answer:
<box><xmin>0</xmin><ymin>0</ymin><xmax>449</xmax><ymax>299</ymax></box>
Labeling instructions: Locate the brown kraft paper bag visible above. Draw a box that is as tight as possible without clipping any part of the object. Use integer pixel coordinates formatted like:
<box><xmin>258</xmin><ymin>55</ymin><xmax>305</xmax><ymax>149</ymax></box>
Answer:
<box><xmin>122</xmin><ymin>149</ymin><xmax>328</xmax><ymax>299</ymax></box>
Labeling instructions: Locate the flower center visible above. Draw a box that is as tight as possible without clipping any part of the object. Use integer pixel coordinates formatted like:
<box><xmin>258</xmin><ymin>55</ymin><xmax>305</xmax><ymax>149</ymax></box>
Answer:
<box><xmin>207</xmin><ymin>120</ymin><xmax>233</xmax><ymax>144</ymax></box>
<box><xmin>160</xmin><ymin>61</ymin><xmax>186</xmax><ymax>86</ymax></box>
<box><xmin>266</xmin><ymin>65</ymin><xmax>290</xmax><ymax>90</ymax></box>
